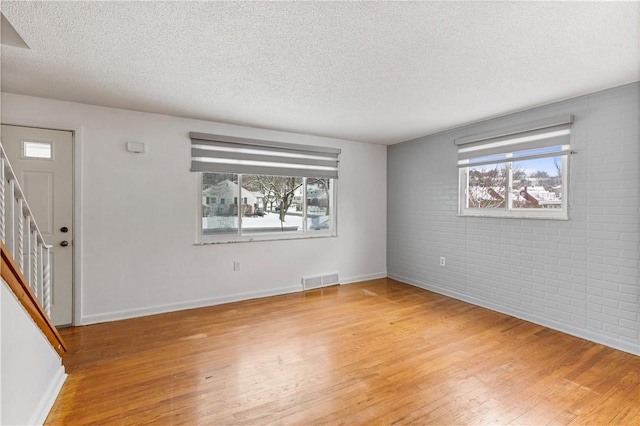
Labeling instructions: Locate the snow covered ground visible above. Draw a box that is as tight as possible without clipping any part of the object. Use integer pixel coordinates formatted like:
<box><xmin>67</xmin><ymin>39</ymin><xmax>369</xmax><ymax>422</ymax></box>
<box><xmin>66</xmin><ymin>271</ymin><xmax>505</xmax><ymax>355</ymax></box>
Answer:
<box><xmin>202</xmin><ymin>211</ymin><xmax>330</xmax><ymax>233</ymax></box>
<box><xmin>203</xmin><ymin>212</ymin><xmax>302</xmax><ymax>232</ymax></box>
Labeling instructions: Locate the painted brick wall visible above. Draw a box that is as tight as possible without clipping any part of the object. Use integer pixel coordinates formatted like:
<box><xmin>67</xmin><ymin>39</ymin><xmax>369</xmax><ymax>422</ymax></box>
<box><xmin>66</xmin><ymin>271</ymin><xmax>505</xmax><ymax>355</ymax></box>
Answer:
<box><xmin>388</xmin><ymin>83</ymin><xmax>639</xmax><ymax>355</ymax></box>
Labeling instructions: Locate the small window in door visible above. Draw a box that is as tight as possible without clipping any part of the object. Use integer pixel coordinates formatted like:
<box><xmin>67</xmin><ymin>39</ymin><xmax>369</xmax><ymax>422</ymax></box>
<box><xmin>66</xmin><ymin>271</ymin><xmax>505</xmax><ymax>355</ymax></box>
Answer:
<box><xmin>23</xmin><ymin>141</ymin><xmax>53</xmax><ymax>159</ymax></box>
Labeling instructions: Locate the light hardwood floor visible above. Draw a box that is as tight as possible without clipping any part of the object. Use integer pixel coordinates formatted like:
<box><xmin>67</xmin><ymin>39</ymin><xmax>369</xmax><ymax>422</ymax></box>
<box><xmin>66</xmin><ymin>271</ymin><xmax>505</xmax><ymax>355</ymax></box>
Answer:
<box><xmin>46</xmin><ymin>278</ymin><xmax>639</xmax><ymax>425</ymax></box>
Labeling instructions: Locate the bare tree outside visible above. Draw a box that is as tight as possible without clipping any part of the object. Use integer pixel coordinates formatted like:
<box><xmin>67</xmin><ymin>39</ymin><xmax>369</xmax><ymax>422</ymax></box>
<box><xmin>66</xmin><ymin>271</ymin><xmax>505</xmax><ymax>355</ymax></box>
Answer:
<box><xmin>554</xmin><ymin>157</ymin><xmax>562</xmax><ymax>179</ymax></box>
<box><xmin>467</xmin><ymin>164</ymin><xmax>508</xmax><ymax>208</ymax></box>
<box><xmin>243</xmin><ymin>175</ymin><xmax>303</xmax><ymax>231</ymax></box>
<box><xmin>242</xmin><ymin>174</ymin><xmax>278</xmax><ymax>212</ymax></box>
<box><xmin>511</xmin><ymin>157</ymin><xmax>563</xmax><ymax>208</ymax></box>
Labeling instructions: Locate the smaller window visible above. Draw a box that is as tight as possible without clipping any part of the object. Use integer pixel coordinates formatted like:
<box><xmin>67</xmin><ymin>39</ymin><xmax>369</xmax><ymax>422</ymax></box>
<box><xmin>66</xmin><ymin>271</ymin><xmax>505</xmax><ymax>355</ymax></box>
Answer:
<box><xmin>221</xmin><ymin>198</ymin><xmax>225</xmax><ymax>205</ymax></box>
<box><xmin>23</xmin><ymin>141</ymin><xmax>52</xmax><ymax>159</ymax></box>
<box><xmin>457</xmin><ymin>115</ymin><xmax>572</xmax><ymax>219</ymax></box>
<box><xmin>234</xmin><ymin>197</ymin><xmax>238</xmax><ymax>205</ymax></box>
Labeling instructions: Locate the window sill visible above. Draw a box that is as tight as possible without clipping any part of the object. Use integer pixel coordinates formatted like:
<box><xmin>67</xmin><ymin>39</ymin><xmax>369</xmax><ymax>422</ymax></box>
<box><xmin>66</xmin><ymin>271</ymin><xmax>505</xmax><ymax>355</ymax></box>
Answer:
<box><xmin>458</xmin><ymin>210</ymin><xmax>568</xmax><ymax>220</ymax></box>
<box><xmin>195</xmin><ymin>231</ymin><xmax>338</xmax><ymax>245</ymax></box>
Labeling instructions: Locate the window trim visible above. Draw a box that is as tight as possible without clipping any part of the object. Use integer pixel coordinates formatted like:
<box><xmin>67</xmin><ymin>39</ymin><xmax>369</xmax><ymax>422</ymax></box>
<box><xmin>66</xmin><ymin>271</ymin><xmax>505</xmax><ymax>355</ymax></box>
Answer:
<box><xmin>22</xmin><ymin>139</ymin><xmax>54</xmax><ymax>160</ymax></box>
<box><xmin>196</xmin><ymin>173</ymin><xmax>338</xmax><ymax>244</ymax></box>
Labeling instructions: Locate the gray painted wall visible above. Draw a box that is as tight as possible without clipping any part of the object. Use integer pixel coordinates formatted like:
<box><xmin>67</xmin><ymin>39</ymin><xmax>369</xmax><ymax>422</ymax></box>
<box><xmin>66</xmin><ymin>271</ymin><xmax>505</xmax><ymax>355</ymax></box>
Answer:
<box><xmin>388</xmin><ymin>83</ymin><xmax>639</xmax><ymax>355</ymax></box>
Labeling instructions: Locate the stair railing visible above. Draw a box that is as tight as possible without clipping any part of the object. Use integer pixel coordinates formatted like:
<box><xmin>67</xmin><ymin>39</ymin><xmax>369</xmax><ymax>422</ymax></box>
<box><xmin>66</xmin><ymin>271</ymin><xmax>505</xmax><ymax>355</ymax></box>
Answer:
<box><xmin>0</xmin><ymin>142</ymin><xmax>53</xmax><ymax>316</ymax></box>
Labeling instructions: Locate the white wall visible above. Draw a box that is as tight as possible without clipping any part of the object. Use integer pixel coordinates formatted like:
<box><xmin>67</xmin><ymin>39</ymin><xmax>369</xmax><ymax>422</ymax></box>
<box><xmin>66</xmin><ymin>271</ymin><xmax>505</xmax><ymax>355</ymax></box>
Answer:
<box><xmin>388</xmin><ymin>83</ymin><xmax>639</xmax><ymax>355</ymax></box>
<box><xmin>1</xmin><ymin>282</ymin><xmax>66</xmax><ymax>425</ymax></box>
<box><xmin>1</xmin><ymin>93</ymin><xmax>387</xmax><ymax>324</ymax></box>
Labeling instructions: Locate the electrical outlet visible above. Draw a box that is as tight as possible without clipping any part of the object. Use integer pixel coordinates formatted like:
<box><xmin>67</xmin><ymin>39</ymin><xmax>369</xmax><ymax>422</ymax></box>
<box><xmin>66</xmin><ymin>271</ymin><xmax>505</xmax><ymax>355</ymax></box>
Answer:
<box><xmin>233</xmin><ymin>261</ymin><xmax>240</xmax><ymax>271</ymax></box>
<box><xmin>439</xmin><ymin>257</ymin><xmax>446</xmax><ymax>267</ymax></box>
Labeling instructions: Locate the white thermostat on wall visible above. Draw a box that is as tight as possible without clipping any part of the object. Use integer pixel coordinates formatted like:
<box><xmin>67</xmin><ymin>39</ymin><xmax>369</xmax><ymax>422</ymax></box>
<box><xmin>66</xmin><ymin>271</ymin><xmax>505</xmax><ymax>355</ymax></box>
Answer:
<box><xmin>126</xmin><ymin>141</ymin><xmax>146</xmax><ymax>153</ymax></box>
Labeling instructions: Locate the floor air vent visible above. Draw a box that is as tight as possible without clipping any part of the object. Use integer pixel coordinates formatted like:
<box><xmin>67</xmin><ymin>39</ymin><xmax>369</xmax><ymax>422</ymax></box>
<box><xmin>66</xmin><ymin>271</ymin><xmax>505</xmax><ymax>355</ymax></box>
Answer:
<box><xmin>302</xmin><ymin>272</ymin><xmax>340</xmax><ymax>290</ymax></box>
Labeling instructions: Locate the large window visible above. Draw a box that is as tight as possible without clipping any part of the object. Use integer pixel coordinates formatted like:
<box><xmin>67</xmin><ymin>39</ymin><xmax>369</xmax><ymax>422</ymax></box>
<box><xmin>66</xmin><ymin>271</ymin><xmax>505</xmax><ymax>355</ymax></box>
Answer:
<box><xmin>457</xmin><ymin>116</ymin><xmax>572</xmax><ymax>219</ymax></box>
<box><xmin>191</xmin><ymin>132</ymin><xmax>340</xmax><ymax>243</ymax></box>
<box><xmin>200</xmin><ymin>173</ymin><xmax>335</xmax><ymax>241</ymax></box>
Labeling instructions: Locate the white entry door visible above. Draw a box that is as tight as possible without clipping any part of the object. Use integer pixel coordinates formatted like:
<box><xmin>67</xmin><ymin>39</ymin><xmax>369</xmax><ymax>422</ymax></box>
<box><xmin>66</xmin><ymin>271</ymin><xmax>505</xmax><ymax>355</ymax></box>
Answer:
<box><xmin>1</xmin><ymin>124</ymin><xmax>74</xmax><ymax>326</ymax></box>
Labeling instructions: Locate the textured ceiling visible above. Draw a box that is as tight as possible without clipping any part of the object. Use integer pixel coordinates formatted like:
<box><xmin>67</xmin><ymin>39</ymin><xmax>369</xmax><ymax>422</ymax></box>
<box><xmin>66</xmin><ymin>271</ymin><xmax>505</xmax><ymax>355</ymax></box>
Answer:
<box><xmin>1</xmin><ymin>1</ymin><xmax>638</xmax><ymax>144</ymax></box>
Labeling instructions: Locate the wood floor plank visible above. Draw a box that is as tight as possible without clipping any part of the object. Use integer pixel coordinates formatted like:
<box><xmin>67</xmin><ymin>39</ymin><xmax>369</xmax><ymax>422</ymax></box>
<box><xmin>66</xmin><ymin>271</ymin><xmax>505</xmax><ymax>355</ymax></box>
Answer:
<box><xmin>45</xmin><ymin>278</ymin><xmax>640</xmax><ymax>425</ymax></box>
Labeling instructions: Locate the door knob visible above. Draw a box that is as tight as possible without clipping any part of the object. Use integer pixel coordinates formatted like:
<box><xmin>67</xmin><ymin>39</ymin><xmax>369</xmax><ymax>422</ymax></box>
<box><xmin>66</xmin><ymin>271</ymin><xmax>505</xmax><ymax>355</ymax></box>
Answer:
<box><xmin>60</xmin><ymin>226</ymin><xmax>69</xmax><ymax>233</ymax></box>
<box><xmin>60</xmin><ymin>241</ymin><xmax>69</xmax><ymax>247</ymax></box>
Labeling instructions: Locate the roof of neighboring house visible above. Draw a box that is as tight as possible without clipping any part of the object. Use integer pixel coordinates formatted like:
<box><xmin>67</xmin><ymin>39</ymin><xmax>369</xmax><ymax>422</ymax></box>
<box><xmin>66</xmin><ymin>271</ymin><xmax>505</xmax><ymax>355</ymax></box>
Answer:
<box><xmin>470</xmin><ymin>187</ymin><xmax>505</xmax><ymax>201</ymax></box>
<box><xmin>520</xmin><ymin>186</ymin><xmax>559</xmax><ymax>202</ymax></box>
<box><xmin>203</xmin><ymin>180</ymin><xmax>258</xmax><ymax>203</ymax></box>
<box><xmin>307</xmin><ymin>188</ymin><xmax>329</xmax><ymax>199</ymax></box>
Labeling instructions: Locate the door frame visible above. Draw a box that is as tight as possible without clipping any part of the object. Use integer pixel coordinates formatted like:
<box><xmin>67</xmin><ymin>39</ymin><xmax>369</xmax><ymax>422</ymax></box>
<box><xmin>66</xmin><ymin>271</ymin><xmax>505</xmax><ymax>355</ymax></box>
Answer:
<box><xmin>1</xmin><ymin>118</ymin><xmax>84</xmax><ymax>326</ymax></box>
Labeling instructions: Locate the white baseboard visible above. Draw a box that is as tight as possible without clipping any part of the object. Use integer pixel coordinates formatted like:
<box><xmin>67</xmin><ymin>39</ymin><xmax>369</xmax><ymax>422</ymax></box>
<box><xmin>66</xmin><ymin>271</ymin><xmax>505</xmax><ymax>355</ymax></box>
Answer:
<box><xmin>82</xmin><ymin>284</ymin><xmax>302</xmax><ymax>325</ymax></box>
<box><xmin>83</xmin><ymin>273</ymin><xmax>391</xmax><ymax>325</ymax></box>
<box><xmin>341</xmin><ymin>271</ymin><xmax>388</xmax><ymax>285</ymax></box>
<box><xmin>389</xmin><ymin>273</ymin><xmax>640</xmax><ymax>357</ymax></box>
<box><xmin>29</xmin><ymin>365</ymin><xmax>67</xmax><ymax>426</ymax></box>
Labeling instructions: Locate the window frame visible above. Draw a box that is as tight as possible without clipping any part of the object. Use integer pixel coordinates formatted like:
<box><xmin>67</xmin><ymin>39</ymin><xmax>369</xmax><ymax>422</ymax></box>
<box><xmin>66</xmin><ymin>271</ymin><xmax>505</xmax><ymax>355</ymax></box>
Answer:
<box><xmin>22</xmin><ymin>140</ymin><xmax>54</xmax><ymax>160</ymax></box>
<box><xmin>196</xmin><ymin>172</ymin><xmax>338</xmax><ymax>244</ymax></box>
<box><xmin>458</xmin><ymin>148</ymin><xmax>569</xmax><ymax>220</ymax></box>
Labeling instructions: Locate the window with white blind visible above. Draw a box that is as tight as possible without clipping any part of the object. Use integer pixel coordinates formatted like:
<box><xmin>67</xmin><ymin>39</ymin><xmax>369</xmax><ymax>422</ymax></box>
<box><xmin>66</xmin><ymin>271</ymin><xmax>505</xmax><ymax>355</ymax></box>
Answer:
<box><xmin>191</xmin><ymin>133</ymin><xmax>340</xmax><ymax>243</ymax></box>
<box><xmin>457</xmin><ymin>115</ymin><xmax>573</xmax><ymax>219</ymax></box>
